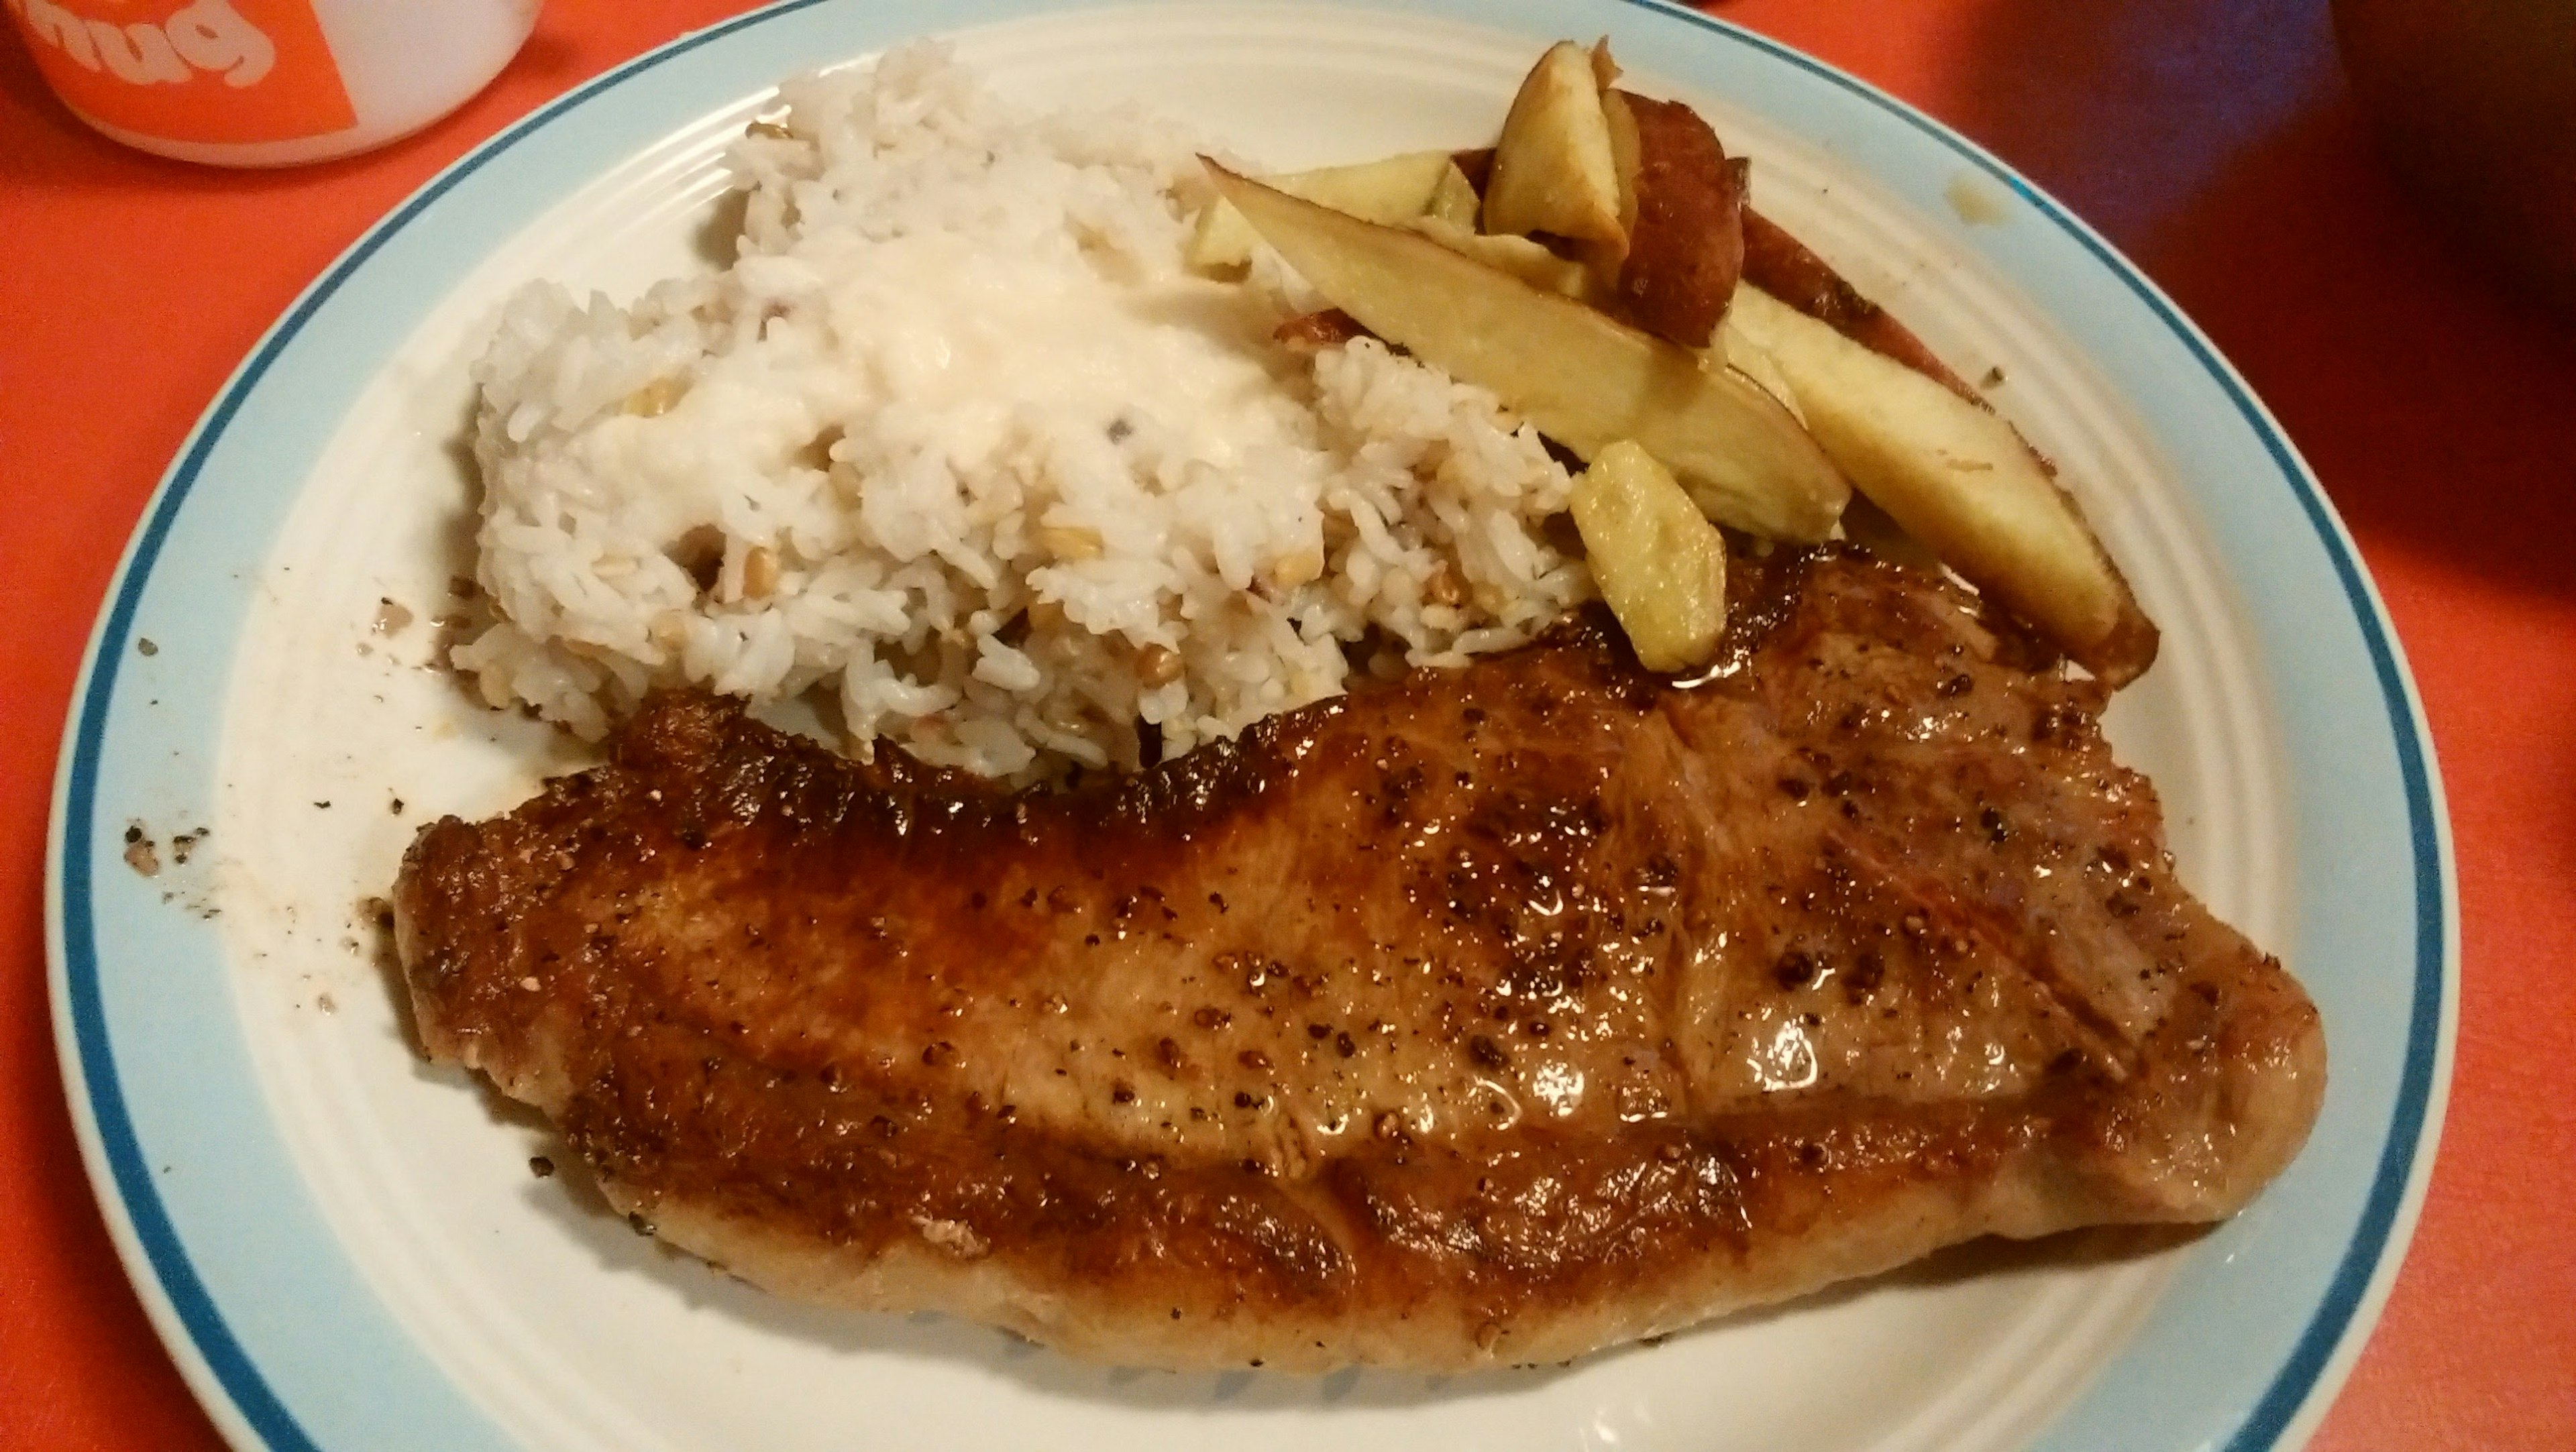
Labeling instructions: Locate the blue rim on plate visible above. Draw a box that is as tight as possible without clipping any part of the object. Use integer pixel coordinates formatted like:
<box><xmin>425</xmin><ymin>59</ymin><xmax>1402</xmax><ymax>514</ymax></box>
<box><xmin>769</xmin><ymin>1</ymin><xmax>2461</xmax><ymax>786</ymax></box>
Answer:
<box><xmin>46</xmin><ymin>1</ymin><xmax>2456</xmax><ymax>1448</ymax></box>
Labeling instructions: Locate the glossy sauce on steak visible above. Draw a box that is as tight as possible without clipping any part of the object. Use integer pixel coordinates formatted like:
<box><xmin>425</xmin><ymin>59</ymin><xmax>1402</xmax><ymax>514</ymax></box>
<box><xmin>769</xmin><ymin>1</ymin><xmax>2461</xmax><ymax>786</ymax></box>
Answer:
<box><xmin>396</xmin><ymin>549</ymin><xmax>2322</xmax><ymax>1370</ymax></box>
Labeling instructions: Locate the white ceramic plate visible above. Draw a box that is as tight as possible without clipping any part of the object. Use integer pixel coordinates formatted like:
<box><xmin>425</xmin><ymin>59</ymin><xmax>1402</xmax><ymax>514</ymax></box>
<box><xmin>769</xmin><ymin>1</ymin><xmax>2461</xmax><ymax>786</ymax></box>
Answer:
<box><xmin>48</xmin><ymin>3</ymin><xmax>2456</xmax><ymax>1449</ymax></box>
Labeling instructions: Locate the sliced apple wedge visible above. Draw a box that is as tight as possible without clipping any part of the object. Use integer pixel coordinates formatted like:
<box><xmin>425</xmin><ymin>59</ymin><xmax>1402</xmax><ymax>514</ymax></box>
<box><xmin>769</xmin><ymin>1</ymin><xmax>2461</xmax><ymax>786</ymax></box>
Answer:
<box><xmin>1187</xmin><ymin>150</ymin><xmax>1461</xmax><ymax>271</ymax></box>
<box><xmin>1572</xmin><ymin>441</ymin><xmax>1728</xmax><ymax>671</ymax></box>
<box><xmin>1407</xmin><ymin>217</ymin><xmax>1593</xmax><ymax>298</ymax></box>
<box><xmin>1208</xmin><ymin>162</ymin><xmax>1849</xmax><ymax>541</ymax></box>
<box><xmin>1727</xmin><ymin>284</ymin><xmax>2158</xmax><ymax>684</ymax></box>
<box><xmin>1482</xmin><ymin>40</ymin><xmax>1627</xmax><ymax>250</ymax></box>
<box><xmin>1591</xmin><ymin>85</ymin><xmax>1644</xmax><ymax>292</ymax></box>
<box><xmin>1588</xmin><ymin>35</ymin><xmax>1621</xmax><ymax>91</ymax></box>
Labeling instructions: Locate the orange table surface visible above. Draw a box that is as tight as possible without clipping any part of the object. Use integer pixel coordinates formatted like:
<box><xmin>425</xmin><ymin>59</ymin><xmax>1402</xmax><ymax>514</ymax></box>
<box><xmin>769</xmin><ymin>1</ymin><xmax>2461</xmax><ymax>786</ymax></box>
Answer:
<box><xmin>3</xmin><ymin>1</ymin><xmax>2570</xmax><ymax>1447</ymax></box>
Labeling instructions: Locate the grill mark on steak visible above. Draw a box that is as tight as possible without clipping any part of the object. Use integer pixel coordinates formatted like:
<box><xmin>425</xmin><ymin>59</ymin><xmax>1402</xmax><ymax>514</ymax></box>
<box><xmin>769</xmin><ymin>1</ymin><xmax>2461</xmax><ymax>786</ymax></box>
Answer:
<box><xmin>395</xmin><ymin>547</ymin><xmax>2323</xmax><ymax>1370</ymax></box>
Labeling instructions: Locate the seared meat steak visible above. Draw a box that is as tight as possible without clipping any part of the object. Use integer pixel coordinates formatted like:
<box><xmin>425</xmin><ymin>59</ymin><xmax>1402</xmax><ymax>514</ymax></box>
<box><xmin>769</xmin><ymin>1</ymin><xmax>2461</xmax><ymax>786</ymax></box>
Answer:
<box><xmin>396</xmin><ymin>549</ymin><xmax>2322</xmax><ymax>1370</ymax></box>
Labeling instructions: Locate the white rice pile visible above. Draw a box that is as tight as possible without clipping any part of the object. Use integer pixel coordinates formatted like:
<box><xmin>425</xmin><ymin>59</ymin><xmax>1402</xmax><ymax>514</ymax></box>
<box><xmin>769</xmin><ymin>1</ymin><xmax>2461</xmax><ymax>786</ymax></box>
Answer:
<box><xmin>457</xmin><ymin>42</ymin><xmax>1591</xmax><ymax>781</ymax></box>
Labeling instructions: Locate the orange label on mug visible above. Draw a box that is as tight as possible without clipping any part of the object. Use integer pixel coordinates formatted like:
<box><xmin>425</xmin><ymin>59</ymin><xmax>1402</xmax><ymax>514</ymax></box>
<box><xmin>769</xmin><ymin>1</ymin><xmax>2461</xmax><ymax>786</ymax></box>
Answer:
<box><xmin>8</xmin><ymin>0</ymin><xmax>356</xmax><ymax>146</ymax></box>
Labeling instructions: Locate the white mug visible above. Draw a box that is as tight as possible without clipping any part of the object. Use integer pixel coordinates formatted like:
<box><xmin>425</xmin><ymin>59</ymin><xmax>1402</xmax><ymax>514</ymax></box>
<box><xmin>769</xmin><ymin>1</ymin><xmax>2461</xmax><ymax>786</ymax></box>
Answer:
<box><xmin>8</xmin><ymin>0</ymin><xmax>543</xmax><ymax>166</ymax></box>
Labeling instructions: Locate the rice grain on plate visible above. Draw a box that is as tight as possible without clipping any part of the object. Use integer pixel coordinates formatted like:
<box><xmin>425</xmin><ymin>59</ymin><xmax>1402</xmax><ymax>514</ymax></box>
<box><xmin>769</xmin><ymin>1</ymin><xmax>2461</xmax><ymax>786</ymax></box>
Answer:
<box><xmin>458</xmin><ymin>44</ymin><xmax>1590</xmax><ymax>781</ymax></box>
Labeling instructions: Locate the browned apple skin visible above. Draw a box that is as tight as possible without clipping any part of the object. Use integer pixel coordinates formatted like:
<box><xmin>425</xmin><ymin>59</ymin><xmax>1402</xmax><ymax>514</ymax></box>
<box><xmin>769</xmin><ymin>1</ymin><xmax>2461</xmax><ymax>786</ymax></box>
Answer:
<box><xmin>1610</xmin><ymin>93</ymin><xmax>1746</xmax><ymax>349</ymax></box>
<box><xmin>1451</xmin><ymin>146</ymin><xmax>1495</xmax><ymax>194</ymax></box>
<box><xmin>1741</xmin><ymin>209</ymin><xmax>1981</xmax><ymax>404</ymax></box>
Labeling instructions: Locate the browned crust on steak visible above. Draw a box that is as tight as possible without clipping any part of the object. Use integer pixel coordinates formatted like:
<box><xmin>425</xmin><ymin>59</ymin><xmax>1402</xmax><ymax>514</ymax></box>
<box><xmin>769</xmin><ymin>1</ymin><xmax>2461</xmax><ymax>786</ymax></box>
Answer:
<box><xmin>395</xmin><ymin>549</ymin><xmax>2322</xmax><ymax>1370</ymax></box>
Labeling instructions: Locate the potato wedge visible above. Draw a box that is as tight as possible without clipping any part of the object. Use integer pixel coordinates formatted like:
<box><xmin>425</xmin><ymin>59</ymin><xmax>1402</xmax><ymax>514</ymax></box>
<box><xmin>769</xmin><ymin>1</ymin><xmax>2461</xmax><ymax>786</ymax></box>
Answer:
<box><xmin>1208</xmin><ymin>162</ymin><xmax>1849</xmax><ymax>540</ymax></box>
<box><xmin>1837</xmin><ymin>495</ymin><xmax>1943</xmax><ymax>573</ymax></box>
<box><xmin>1713</xmin><ymin>320</ymin><xmax>1803</xmax><ymax>425</ymax></box>
<box><xmin>1482</xmin><ymin>40</ymin><xmax>1627</xmax><ymax>248</ymax></box>
<box><xmin>1727</xmin><ymin>284</ymin><xmax>2157</xmax><ymax>683</ymax></box>
<box><xmin>1613</xmin><ymin>93</ymin><xmax>1746</xmax><ymax>348</ymax></box>
<box><xmin>1572</xmin><ymin>441</ymin><xmax>1727</xmax><ymax>671</ymax></box>
<box><xmin>1426</xmin><ymin>162</ymin><xmax>1481</xmax><ymax>229</ymax></box>
<box><xmin>1187</xmin><ymin>150</ymin><xmax>1460</xmax><ymax>270</ymax></box>
<box><xmin>1407</xmin><ymin>217</ymin><xmax>1593</xmax><ymax>298</ymax></box>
